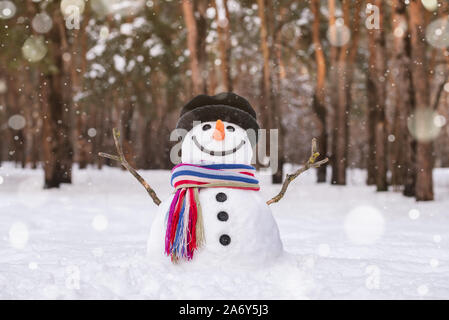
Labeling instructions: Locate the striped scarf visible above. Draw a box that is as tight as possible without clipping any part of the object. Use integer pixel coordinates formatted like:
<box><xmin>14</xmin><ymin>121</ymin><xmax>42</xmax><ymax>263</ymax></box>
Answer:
<box><xmin>165</xmin><ymin>163</ymin><xmax>260</xmax><ymax>262</ymax></box>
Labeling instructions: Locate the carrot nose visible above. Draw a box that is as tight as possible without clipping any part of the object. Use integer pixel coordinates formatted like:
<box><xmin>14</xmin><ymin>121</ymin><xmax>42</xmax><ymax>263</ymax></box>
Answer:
<box><xmin>213</xmin><ymin>119</ymin><xmax>225</xmax><ymax>141</ymax></box>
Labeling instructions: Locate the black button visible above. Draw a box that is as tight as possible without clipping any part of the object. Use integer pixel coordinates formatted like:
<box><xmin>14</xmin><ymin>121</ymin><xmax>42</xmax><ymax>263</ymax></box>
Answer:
<box><xmin>216</xmin><ymin>192</ymin><xmax>227</xmax><ymax>202</ymax></box>
<box><xmin>219</xmin><ymin>234</ymin><xmax>231</xmax><ymax>246</ymax></box>
<box><xmin>217</xmin><ymin>211</ymin><xmax>229</xmax><ymax>222</ymax></box>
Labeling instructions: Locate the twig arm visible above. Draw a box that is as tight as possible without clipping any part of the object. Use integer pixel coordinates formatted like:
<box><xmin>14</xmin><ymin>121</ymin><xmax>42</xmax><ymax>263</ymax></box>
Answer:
<box><xmin>267</xmin><ymin>138</ymin><xmax>328</xmax><ymax>205</ymax></box>
<box><xmin>99</xmin><ymin>128</ymin><xmax>161</xmax><ymax>206</ymax></box>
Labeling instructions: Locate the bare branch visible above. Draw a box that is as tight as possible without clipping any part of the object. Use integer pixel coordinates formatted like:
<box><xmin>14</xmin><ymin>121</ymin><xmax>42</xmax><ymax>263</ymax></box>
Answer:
<box><xmin>267</xmin><ymin>138</ymin><xmax>329</xmax><ymax>205</ymax></box>
<box><xmin>98</xmin><ymin>152</ymin><xmax>120</xmax><ymax>162</ymax></box>
<box><xmin>99</xmin><ymin>128</ymin><xmax>161</xmax><ymax>206</ymax></box>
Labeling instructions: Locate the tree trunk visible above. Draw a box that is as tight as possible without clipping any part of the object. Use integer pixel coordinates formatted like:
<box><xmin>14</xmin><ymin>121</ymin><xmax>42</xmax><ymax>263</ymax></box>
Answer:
<box><xmin>328</xmin><ymin>0</ymin><xmax>340</xmax><ymax>184</ymax></box>
<box><xmin>366</xmin><ymin>74</ymin><xmax>377</xmax><ymax>185</ymax></box>
<box><xmin>390</xmin><ymin>0</ymin><xmax>416</xmax><ymax>196</ymax></box>
<box><xmin>257</xmin><ymin>0</ymin><xmax>273</xmax><ymax>134</ymax></box>
<box><xmin>73</xmin><ymin>8</ymin><xmax>90</xmax><ymax>169</ymax></box>
<box><xmin>41</xmin><ymin>9</ymin><xmax>74</xmax><ymax>188</ymax></box>
<box><xmin>367</xmin><ymin>0</ymin><xmax>388</xmax><ymax>191</ymax></box>
<box><xmin>257</xmin><ymin>0</ymin><xmax>283</xmax><ymax>184</ymax></box>
<box><xmin>408</xmin><ymin>0</ymin><xmax>434</xmax><ymax>201</ymax></box>
<box><xmin>182</xmin><ymin>0</ymin><xmax>208</xmax><ymax>95</ymax></box>
<box><xmin>333</xmin><ymin>56</ymin><xmax>348</xmax><ymax>184</ymax></box>
<box><xmin>330</xmin><ymin>0</ymin><xmax>363</xmax><ymax>185</ymax></box>
<box><xmin>214</xmin><ymin>0</ymin><xmax>232</xmax><ymax>92</ymax></box>
<box><xmin>311</xmin><ymin>0</ymin><xmax>328</xmax><ymax>183</ymax></box>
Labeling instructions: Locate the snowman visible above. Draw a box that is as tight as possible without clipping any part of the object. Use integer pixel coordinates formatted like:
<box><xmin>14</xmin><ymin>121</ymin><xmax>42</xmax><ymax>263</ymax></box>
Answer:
<box><xmin>146</xmin><ymin>93</ymin><xmax>283</xmax><ymax>265</ymax></box>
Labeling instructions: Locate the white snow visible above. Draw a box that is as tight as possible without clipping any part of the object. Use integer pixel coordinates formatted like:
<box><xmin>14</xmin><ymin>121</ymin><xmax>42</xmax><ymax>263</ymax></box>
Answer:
<box><xmin>1</xmin><ymin>163</ymin><xmax>449</xmax><ymax>299</ymax></box>
<box><xmin>120</xmin><ymin>23</ymin><xmax>134</xmax><ymax>36</ymax></box>
<box><xmin>113</xmin><ymin>55</ymin><xmax>126</xmax><ymax>74</ymax></box>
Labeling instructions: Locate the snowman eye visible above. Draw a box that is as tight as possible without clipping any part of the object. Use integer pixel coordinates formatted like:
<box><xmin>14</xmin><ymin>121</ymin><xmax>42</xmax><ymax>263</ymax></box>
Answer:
<box><xmin>226</xmin><ymin>125</ymin><xmax>235</xmax><ymax>132</ymax></box>
<box><xmin>202</xmin><ymin>124</ymin><xmax>212</xmax><ymax>131</ymax></box>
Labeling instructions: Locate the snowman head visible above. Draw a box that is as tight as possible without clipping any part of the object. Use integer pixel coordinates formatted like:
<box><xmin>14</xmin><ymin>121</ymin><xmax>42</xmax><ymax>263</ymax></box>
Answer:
<box><xmin>181</xmin><ymin>119</ymin><xmax>254</xmax><ymax>164</ymax></box>
<box><xmin>176</xmin><ymin>93</ymin><xmax>260</xmax><ymax>165</ymax></box>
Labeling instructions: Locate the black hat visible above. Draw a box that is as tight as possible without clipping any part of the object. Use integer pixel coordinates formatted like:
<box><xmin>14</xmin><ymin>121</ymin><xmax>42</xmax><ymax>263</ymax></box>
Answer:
<box><xmin>176</xmin><ymin>92</ymin><xmax>260</xmax><ymax>143</ymax></box>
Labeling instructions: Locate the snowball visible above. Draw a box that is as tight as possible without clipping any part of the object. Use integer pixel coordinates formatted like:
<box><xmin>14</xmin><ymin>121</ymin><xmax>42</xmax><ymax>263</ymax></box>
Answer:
<box><xmin>9</xmin><ymin>222</ymin><xmax>29</xmax><ymax>249</ymax></box>
<box><xmin>344</xmin><ymin>206</ymin><xmax>385</xmax><ymax>245</ymax></box>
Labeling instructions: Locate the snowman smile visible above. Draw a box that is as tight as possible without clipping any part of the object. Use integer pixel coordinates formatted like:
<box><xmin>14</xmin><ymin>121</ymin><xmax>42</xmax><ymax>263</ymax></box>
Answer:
<box><xmin>192</xmin><ymin>136</ymin><xmax>246</xmax><ymax>156</ymax></box>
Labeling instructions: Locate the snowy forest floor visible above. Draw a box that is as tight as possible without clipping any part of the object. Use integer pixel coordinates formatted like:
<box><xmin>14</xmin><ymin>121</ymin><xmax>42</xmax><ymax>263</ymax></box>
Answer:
<box><xmin>1</xmin><ymin>163</ymin><xmax>449</xmax><ymax>299</ymax></box>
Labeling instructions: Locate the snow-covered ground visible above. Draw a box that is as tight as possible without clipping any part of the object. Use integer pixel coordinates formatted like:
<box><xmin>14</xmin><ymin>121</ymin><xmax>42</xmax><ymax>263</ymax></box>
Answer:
<box><xmin>0</xmin><ymin>163</ymin><xmax>448</xmax><ymax>299</ymax></box>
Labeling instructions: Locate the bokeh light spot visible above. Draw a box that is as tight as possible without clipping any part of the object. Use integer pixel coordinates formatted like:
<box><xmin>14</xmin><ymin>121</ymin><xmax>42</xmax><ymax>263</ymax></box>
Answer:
<box><xmin>8</xmin><ymin>114</ymin><xmax>26</xmax><ymax>130</ymax></box>
<box><xmin>344</xmin><ymin>206</ymin><xmax>385</xmax><ymax>245</ymax></box>
<box><xmin>22</xmin><ymin>36</ymin><xmax>48</xmax><ymax>63</ymax></box>
<box><xmin>0</xmin><ymin>1</ymin><xmax>16</xmax><ymax>19</ymax></box>
<box><xmin>9</xmin><ymin>222</ymin><xmax>29</xmax><ymax>249</ymax></box>
<box><xmin>407</xmin><ymin>109</ymin><xmax>442</xmax><ymax>142</ymax></box>
<box><xmin>327</xmin><ymin>23</ymin><xmax>351</xmax><ymax>47</ymax></box>
<box><xmin>426</xmin><ymin>18</ymin><xmax>449</xmax><ymax>49</ymax></box>
<box><xmin>417</xmin><ymin>284</ymin><xmax>429</xmax><ymax>296</ymax></box>
<box><xmin>32</xmin><ymin>12</ymin><xmax>53</xmax><ymax>33</ymax></box>
<box><xmin>430</xmin><ymin>259</ymin><xmax>439</xmax><ymax>268</ymax></box>
<box><xmin>408</xmin><ymin>209</ymin><xmax>420</xmax><ymax>220</ymax></box>
<box><xmin>421</xmin><ymin>0</ymin><xmax>438</xmax><ymax>12</ymax></box>
<box><xmin>92</xmin><ymin>214</ymin><xmax>108</xmax><ymax>231</ymax></box>
<box><xmin>87</xmin><ymin>128</ymin><xmax>97</xmax><ymax>137</ymax></box>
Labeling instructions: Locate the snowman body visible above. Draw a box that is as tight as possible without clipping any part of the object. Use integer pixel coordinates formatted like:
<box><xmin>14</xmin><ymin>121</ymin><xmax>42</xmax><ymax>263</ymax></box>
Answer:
<box><xmin>146</xmin><ymin>117</ymin><xmax>283</xmax><ymax>265</ymax></box>
<box><xmin>147</xmin><ymin>187</ymin><xmax>282</xmax><ymax>265</ymax></box>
